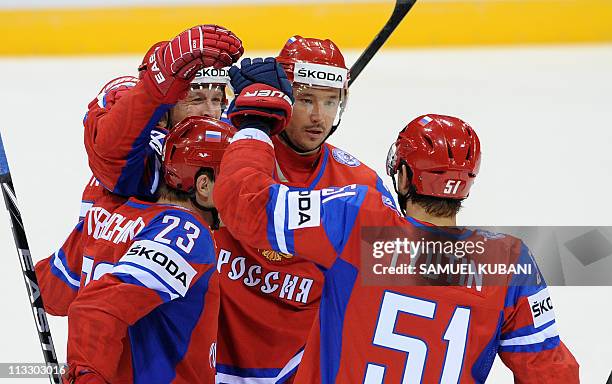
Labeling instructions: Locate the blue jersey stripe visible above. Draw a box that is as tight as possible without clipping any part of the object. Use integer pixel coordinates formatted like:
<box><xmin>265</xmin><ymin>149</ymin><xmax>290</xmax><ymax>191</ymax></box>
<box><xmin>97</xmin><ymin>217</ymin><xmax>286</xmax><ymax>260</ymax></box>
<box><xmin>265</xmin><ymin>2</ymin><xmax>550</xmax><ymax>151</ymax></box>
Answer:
<box><xmin>375</xmin><ymin>176</ymin><xmax>398</xmax><ymax>211</ymax></box>
<box><xmin>113</xmin><ymin>104</ymin><xmax>171</xmax><ymax>198</ymax></box>
<box><xmin>319</xmin><ymin>258</ymin><xmax>358</xmax><ymax>384</ymax></box>
<box><xmin>321</xmin><ymin>185</ymin><xmax>368</xmax><ymax>255</ymax></box>
<box><xmin>283</xmin><ymin>193</ymin><xmax>295</xmax><ymax>255</ymax></box>
<box><xmin>500</xmin><ymin>319</ymin><xmax>555</xmax><ymax>340</ymax></box>
<box><xmin>504</xmin><ymin>243</ymin><xmax>545</xmax><ymax>308</ymax></box>
<box><xmin>216</xmin><ymin>364</ymin><xmax>281</xmax><ymax>378</ymax></box>
<box><xmin>129</xmin><ymin>267</ymin><xmax>214</xmax><ymax>384</ymax></box>
<box><xmin>470</xmin><ymin>311</ymin><xmax>504</xmax><ymax>383</ymax></box>
<box><xmin>125</xmin><ymin>200</ymin><xmax>152</xmax><ymax>210</ymax></box>
<box><xmin>308</xmin><ymin>146</ymin><xmax>329</xmax><ymax>189</ymax></box>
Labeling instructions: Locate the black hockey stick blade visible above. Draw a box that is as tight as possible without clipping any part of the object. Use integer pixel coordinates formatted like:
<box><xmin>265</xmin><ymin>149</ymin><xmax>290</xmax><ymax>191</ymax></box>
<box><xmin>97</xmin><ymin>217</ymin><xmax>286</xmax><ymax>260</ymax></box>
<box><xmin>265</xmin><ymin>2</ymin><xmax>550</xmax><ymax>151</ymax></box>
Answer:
<box><xmin>349</xmin><ymin>0</ymin><xmax>417</xmax><ymax>87</ymax></box>
<box><xmin>0</xmin><ymin>133</ymin><xmax>61</xmax><ymax>384</ymax></box>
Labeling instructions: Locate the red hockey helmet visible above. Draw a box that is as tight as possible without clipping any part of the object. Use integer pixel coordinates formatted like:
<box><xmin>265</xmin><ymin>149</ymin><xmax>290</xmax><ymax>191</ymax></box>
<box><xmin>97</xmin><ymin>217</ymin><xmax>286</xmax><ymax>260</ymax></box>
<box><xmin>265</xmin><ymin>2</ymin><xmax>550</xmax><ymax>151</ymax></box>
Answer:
<box><xmin>276</xmin><ymin>35</ymin><xmax>349</xmax><ymax>88</ymax></box>
<box><xmin>163</xmin><ymin>116</ymin><xmax>235</xmax><ymax>192</ymax></box>
<box><xmin>386</xmin><ymin>115</ymin><xmax>481</xmax><ymax>199</ymax></box>
<box><xmin>276</xmin><ymin>35</ymin><xmax>349</xmax><ymax>135</ymax></box>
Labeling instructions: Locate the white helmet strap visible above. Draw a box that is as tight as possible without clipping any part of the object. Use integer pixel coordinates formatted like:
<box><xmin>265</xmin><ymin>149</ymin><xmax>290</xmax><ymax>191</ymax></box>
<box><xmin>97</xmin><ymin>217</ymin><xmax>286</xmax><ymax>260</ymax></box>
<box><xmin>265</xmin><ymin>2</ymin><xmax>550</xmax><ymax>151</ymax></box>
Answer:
<box><xmin>293</xmin><ymin>62</ymin><xmax>348</xmax><ymax>89</ymax></box>
<box><xmin>193</xmin><ymin>67</ymin><xmax>230</xmax><ymax>85</ymax></box>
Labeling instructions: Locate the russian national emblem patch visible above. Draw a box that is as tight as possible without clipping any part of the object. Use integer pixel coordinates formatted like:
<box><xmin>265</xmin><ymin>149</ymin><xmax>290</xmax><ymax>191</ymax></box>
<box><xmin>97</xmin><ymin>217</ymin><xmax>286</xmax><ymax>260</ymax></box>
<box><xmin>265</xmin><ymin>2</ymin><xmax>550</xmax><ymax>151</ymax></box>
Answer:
<box><xmin>260</xmin><ymin>249</ymin><xmax>294</xmax><ymax>263</ymax></box>
<box><xmin>332</xmin><ymin>148</ymin><xmax>361</xmax><ymax>167</ymax></box>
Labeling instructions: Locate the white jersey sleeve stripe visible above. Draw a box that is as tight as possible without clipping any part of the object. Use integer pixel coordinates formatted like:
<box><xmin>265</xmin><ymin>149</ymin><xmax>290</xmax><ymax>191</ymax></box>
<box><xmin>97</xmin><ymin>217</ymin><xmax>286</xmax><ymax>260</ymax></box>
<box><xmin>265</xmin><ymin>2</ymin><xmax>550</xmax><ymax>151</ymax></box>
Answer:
<box><xmin>215</xmin><ymin>349</ymin><xmax>303</xmax><ymax>383</ymax></box>
<box><xmin>273</xmin><ymin>185</ymin><xmax>290</xmax><ymax>255</ymax></box>
<box><xmin>499</xmin><ymin>323</ymin><xmax>559</xmax><ymax>347</ymax></box>
<box><xmin>112</xmin><ymin>263</ymin><xmax>180</xmax><ymax>301</ymax></box>
<box><xmin>52</xmin><ymin>251</ymin><xmax>80</xmax><ymax>289</ymax></box>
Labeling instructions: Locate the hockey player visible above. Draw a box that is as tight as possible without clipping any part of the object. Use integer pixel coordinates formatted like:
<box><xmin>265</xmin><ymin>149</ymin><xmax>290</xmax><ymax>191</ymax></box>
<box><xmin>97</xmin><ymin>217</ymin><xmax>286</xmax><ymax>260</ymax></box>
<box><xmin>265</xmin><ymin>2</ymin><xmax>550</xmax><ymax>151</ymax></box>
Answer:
<box><xmin>66</xmin><ymin>116</ymin><xmax>235</xmax><ymax>384</ymax></box>
<box><xmin>35</xmin><ymin>25</ymin><xmax>243</xmax><ymax>317</ymax></box>
<box><xmin>214</xmin><ymin>65</ymin><xmax>580</xmax><ymax>382</ymax></box>
<box><xmin>84</xmin><ymin>26</ymin><xmax>241</xmax><ymax>202</ymax></box>
<box><xmin>214</xmin><ymin>38</ymin><xmax>396</xmax><ymax>383</ymax></box>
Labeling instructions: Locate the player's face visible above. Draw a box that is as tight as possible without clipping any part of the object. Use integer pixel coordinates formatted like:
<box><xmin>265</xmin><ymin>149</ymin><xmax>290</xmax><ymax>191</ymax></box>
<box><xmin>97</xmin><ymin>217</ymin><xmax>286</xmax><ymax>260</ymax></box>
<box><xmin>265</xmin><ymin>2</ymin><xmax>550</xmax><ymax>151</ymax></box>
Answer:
<box><xmin>170</xmin><ymin>87</ymin><xmax>224</xmax><ymax>124</ymax></box>
<box><xmin>283</xmin><ymin>85</ymin><xmax>341</xmax><ymax>152</ymax></box>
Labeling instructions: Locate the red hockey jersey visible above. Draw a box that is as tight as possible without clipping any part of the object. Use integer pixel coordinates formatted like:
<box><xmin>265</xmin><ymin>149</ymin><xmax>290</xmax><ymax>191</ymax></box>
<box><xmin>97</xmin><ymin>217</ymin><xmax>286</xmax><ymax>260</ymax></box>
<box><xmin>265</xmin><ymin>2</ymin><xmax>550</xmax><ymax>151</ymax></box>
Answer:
<box><xmin>215</xmin><ymin>136</ymin><xmax>397</xmax><ymax>383</ymax></box>
<box><xmin>214</xmin><ymin>129</ymin><xmax>579</xmax><ymax>384</ymax></box>
<box><xmin>67</xmin><ymin>198</ymin><xmax>219</xmax><ymax>384</ymax></box>
<box><xmin>36</xmin><ymin>178</ymin><xmax>126</xmax><ymax>316</ymax></box>
<box><xmin>84</xmin><ymin>76</ymin><xmax>168</xmax><ymax>199</ymax></box>
<box><xmin>36</xmin><ymin>75</ymin><xmax>169</xmax><ymax>316</ymax></box>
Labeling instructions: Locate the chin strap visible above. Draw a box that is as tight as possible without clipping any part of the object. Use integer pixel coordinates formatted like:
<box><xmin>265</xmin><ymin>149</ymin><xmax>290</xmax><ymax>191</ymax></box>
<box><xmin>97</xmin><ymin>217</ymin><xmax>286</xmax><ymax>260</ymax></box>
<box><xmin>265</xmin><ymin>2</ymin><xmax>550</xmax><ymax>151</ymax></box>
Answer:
<box><xmin>328</xmin><ymin>117</ymin><xmax>341</xmax><ymax>139</ymax></box>
<box><xmin>391</xmin><ymin>174</ymin><xmax>408</xmax><ymax>217</ymax></box>
<box><xmin>190</xmin><ymin>195</ymin><xmax>220</xmax><ymax>230</ymax></box>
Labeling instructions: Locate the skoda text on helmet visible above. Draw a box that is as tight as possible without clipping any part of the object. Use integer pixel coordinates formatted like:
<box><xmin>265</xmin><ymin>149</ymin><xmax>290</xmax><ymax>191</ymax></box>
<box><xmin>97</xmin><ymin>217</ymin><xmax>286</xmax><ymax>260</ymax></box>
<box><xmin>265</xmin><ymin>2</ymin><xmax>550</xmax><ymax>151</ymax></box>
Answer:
<box><xmin>163</xmin><ymin>115</ymin><xmax>236</xmax><ymax>193</ymax></box>
<box><xmin>191</xmin><ymin>65</ymin><xmax>232</xmax><ymax>111</ymax></box>
<box><xmin>386</xmin><ymin>114</ymin><xmax>482</xmax><ymax>199</ymax></box>
<box><xmin>276</xmin><ymin>35</ymin><xmax>349</xmax><ymax>150</ymax></box>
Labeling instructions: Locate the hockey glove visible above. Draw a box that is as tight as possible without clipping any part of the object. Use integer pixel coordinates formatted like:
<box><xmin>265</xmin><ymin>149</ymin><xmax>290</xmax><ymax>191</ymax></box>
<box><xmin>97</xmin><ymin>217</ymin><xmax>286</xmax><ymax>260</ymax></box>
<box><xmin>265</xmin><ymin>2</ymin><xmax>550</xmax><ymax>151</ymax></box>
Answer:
<box><xmin>228</xmin><ymin>58</ymin><xmax>293</xmax><ymax>135</ymax></box>
<box><xmin>229</xmin><ymin>57</ymin><xmax>293</xmax><ymax>96</ymax></box>
<box><xmin>229</xmin><ymin>82</ymin><xmax>293</xmax><ymax>136</ymax></box>
<box><xmin>142</xmin><ymin>25</ymin><xmax>243</xmax><ymax>103</ymax></box>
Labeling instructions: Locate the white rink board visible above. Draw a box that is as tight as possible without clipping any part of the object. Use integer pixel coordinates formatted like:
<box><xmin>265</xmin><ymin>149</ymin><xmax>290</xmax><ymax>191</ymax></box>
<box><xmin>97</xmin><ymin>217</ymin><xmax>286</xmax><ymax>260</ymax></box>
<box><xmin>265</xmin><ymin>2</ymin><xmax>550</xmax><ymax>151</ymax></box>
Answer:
<box><xmin>0</xmin><ymin>45</ymin><xmax>611</xmax><ymax>382</ymax></box>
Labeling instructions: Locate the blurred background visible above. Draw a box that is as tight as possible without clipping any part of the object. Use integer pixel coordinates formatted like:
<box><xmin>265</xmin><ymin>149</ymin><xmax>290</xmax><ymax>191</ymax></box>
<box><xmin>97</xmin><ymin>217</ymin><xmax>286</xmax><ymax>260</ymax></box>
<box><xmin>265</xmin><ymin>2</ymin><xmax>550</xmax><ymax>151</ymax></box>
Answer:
<box><xmin>0</xmin><ymin>0</ymin><xmax>611</xmax><ymax>382</ymax></box>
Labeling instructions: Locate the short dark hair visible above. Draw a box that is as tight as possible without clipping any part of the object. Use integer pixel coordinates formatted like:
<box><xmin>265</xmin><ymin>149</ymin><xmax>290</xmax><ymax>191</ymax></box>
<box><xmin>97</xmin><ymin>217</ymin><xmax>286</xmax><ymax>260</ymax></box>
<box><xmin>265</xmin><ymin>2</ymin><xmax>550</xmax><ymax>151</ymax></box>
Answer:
<box><xmin>405</xmin><ymin>184</ymin><xmax>463</xmax><ymax>218</ymax></box>
<box><xmin>158</xmin><ymin>168</ymin><xmax>215</xmax><ymax>203</ymax></box>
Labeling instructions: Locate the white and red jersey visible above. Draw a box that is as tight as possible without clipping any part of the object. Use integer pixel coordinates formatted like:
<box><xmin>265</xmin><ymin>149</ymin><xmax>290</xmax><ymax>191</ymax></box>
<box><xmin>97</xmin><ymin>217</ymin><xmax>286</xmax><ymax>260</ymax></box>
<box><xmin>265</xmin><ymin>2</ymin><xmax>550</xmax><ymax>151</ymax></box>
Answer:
<box><xmin>214</xmin><ymin>130</ymin><xmax>579</xmax><ymax>384</ymax></box>
<box><xmin>67</xmin><ymin>198</ymin><xmax>219</xmax><ymax>384</ymax></box>
<box><xmin>215</xmin><ymin>136</ymin><xmax>397</xmax><ymax>382</ymax></box>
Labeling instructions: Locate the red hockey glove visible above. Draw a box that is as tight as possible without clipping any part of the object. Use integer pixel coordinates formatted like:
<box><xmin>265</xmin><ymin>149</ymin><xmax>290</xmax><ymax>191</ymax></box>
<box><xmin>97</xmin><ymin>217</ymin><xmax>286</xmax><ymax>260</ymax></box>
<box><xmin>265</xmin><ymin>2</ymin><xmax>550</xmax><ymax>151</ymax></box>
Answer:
<box><xmin>229</xmin><ymin>83</ymin><xmax>293</xmax><ymax>136</ymax></box>
<box><xmin>142</xmin><ymin>25</ymin><xmax>243</xmax><ymax>103</ymax></box>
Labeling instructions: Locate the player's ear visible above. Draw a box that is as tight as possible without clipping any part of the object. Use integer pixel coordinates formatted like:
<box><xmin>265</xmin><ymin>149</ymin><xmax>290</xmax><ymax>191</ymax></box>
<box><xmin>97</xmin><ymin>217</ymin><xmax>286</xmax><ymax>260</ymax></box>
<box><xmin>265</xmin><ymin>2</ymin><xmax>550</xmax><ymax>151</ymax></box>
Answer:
<box><xmin>195</xmin><ymin>173</ymin><xmax>214</xmax><ymax>201</ymax></box>
<box><xmin>398</xmin><ymin>164</ymin><xmax>411</xmax><ymax>195</ymax></box>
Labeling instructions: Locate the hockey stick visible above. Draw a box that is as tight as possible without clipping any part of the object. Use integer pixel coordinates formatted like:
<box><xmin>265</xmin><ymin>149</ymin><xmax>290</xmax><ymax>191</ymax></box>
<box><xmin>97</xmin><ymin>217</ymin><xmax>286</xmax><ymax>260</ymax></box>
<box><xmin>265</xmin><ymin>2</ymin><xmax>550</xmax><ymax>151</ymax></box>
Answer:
<box><xmin>0</xmin><ymin>133</ymin><xmax>61</xmax><ymax>384</ymax></box>
<box><xmin>349</xmin><ymin>0</ymin><xmax>417</xmax><ymax>87</ymax></box>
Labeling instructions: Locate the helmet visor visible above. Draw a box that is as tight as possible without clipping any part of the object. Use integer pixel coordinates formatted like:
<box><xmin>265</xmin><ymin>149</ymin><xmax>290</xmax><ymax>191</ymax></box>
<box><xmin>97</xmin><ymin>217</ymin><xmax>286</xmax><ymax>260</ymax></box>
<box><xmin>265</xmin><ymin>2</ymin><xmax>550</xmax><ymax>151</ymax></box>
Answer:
<box><xmin>386</xmin><ymin>142</ymin><xmax>398</xmax><ymax>177</ymax></box>
<box><xmin>292</xmin><ymin>83</ymin><xmax>347</xmax><ymax>128</ymax></box>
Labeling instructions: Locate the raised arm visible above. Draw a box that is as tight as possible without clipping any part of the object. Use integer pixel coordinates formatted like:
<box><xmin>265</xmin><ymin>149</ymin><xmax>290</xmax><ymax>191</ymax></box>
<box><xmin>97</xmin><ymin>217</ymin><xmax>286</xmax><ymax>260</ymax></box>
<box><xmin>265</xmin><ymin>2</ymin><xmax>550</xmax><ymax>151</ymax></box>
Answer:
<box><xmin>85</xmin><ymin>25</ymin><xmax>242</xmax><ymax>197</ymax></box>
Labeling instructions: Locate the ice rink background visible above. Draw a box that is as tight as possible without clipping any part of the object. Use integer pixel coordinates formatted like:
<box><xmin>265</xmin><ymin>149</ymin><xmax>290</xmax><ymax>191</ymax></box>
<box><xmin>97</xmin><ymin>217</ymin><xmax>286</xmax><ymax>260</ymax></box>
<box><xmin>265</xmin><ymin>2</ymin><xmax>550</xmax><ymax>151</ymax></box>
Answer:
<box><xmin>0</xmin><ymin>45</ymin><xmax>611</xmax><ymax>382</ymax></box>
